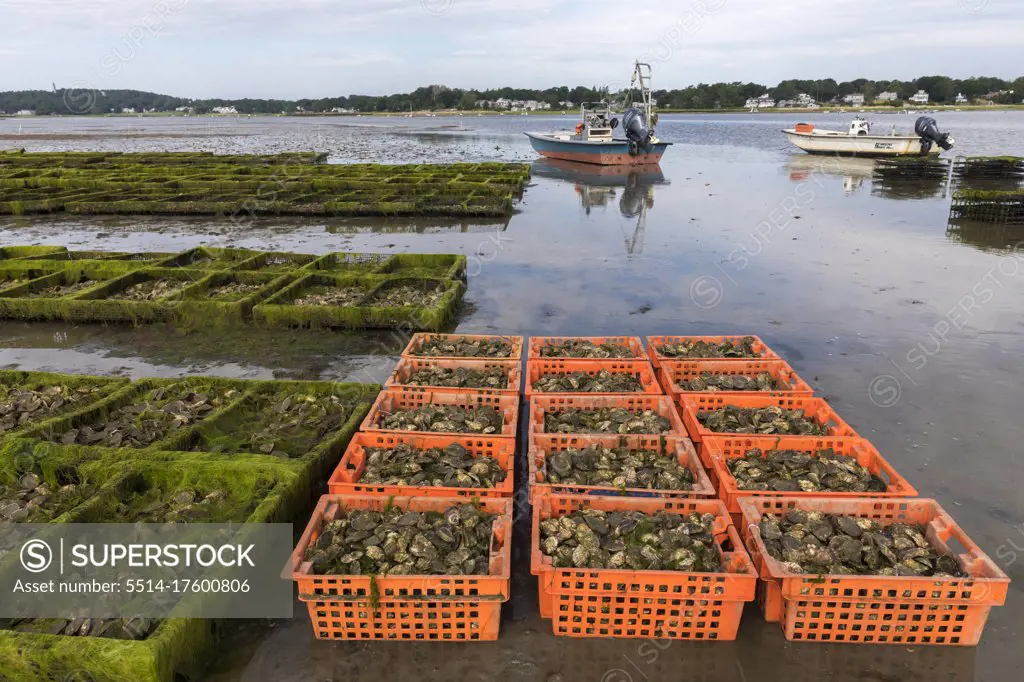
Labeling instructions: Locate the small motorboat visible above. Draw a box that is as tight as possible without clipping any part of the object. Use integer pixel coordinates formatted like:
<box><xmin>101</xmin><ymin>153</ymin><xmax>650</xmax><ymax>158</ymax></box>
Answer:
<box><xmin>783</xmin><ymin>116</ymin><xmax>954</xmax><ymax>157</ymax></box>
<box><xmin>525</xmin><ymin>61</ymin><xmax>671</xmax><ymax>166</ymax></box>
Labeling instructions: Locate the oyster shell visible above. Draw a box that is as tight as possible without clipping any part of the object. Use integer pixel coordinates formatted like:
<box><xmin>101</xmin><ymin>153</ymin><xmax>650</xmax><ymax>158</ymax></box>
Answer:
<box><xmin>109</xmin><ymin>279</ymin><xmax>186</xmax><ymax>301</ymax></box>
<box><xmin>0</xmin><ymin>471</ymin><xmax>94</xmax><ymax>523</ymax></box>
<box><xmin>405</xmin><ymin>366</ymin><xmax>509</xmax><ymax>390</ymax></box>
<box><xmin>0</xmin><ymin>617</ymin><xmax>158</xmax><ymax>641</ymax></box>
<box><xmin>544</xmin><ymin>445</ymin><xmax>695</xmax><ymax>491</ymax></box>
<box><xmin>53</xmin><ymin>385</ymin><xmax>239</xmax><ymax>448</ymax></box>
<box><xmin>360</xmin><ymin>442</ymin><xmax>506</xmax><ymax>489</ymax></box>
<box><xmin>0</xmin><ymin>384</ymin><xmax>104</xmax><ymax>435</ymax></box>
<box><xmin>544</xmin><ymin>407</ymin><xmax>671</xmax><ymax>435</ymax></box>
<box><xmin>234</xmin><ymin>392</ymin><xmax>353</xmax><ymax>458</ymax></box>
<box><xmin>412</xmin><ymin>336</ymin><xmax>514</xmax><ymax>358</ymax></box>
<box><xmin>24</xmin><ymin>279</ymin><xmax>96</xmax><ymax>299</ymax></box>
<box><xmin>366</xmin><ymin>283</ymin><xmax>445</xmax><ymax>308</ymax></box>
<box><xmin>657</xmin><ymin>336</ymin><xmax>760</xmax><ymax>359</ymax></box>
<box><xmin>760</xmin><ymin>512</ymin><xmax>966</xmax><ymax>577</ymax></box>
<box><xmin>378</xmin><ymin>404</ymin><xmax>504</xmax><ymax>435</ymax></box>
<box><xmin>677</xmin><ymin>372</ymin><xmax>779</xmax><ymax>392</ymax></box>
<box><xmin>727</xmin><ymin>448</ymin><xmax>889</xmax><ymax>493</ymax></box>
<box><xmin>305</xmin><ymin>503</ymin><xmax>496</xmax><ymax>576</ymax></box>
<box><xmin>533</xmin><ymin>371</ymin><xmax>644</xmax><ymax>394</ymax></box>
<box><xmin>696</xmin><ymin>405</ymin><xmax>828</xmax><ymax>436</ymax></box>
<box><xmin>539</xmin><ymin>340</ymin><xmax>634</xmax><ymax>359</ymax></box>
<box><xmin>295</xmin><ymin>285</ymin><xmax>365</xmax><ymax>307</ymax></box>
<box><xmin>208</xmin><ymin>281</ymin><xmax>263</xmax><ymax>301</ymax></box>
<box><xmin>539</xmin><ymin>509</ymin><xmax>722</xmax><ymax>572</ymax></box>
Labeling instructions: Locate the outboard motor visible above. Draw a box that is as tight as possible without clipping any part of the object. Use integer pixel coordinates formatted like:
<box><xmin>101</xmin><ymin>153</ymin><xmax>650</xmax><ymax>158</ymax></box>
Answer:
<box><xmin>915</xmin><ymin>116</ymin><xmax>954</xmax><ymax>154</ymax></box>
<box><xmin>622</xmin><ymin>107</ymin><xmax>653</xmax><ymax>155</ymax></box>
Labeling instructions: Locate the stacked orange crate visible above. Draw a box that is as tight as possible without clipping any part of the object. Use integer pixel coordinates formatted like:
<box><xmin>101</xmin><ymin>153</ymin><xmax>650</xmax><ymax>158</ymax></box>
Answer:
<box><xmin>288</xmin><ymin>333</ymin><xmax>522</xmax><ymax>641</ymax></box>
<box><xmin>526</xmin><ymin>336</ymin><xmax>756</xmax><ymax>639</ymax></box>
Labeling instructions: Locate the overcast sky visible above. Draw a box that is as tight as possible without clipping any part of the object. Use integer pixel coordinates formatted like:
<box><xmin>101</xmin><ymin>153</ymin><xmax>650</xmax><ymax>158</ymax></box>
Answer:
<box><xmin>1</xmin><ymin>0</ymin><xmax>1021</xmax><ymax>98</ymax></box>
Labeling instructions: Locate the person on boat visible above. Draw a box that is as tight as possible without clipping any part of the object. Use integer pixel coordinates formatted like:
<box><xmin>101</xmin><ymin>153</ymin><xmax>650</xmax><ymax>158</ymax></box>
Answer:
<box><xmin>575</xmin><ymin>122</ymin><xmax>584</xmax><ymax>136</ymax></box>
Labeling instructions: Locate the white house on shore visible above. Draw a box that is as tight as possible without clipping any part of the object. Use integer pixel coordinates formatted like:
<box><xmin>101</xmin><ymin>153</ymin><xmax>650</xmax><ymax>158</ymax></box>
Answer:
<box><xmin>745</xmin><ymin>93</ymin><xmax>776</xmax><ymax>109</ymax></box>
<box><xmin>794</xmin><ymin>93</ymin><xmax>818</xmax><ymax>108</ymax></box>
<box><xmin>875</xmin><ymin>91</ymin><xmax>899</xmax><ymax>103</ymax></box>
<box><xmin>14</xmin><ymin>109</ymin><xmax>36</xmax><ymax>116</ymax></box>
<box><xmin>909</xmin><ymin>90</ymin><xmax>930</xmax><ymax>104</ymax></box>
<box><xmin>842</xmin><ymin>94</ymin><xmax>865</xmax><ymax>106</ymax></box>
<box><xmin>955</xmin><ymin>93</ymin><xmax>969</xmax><ymax>104</ymax></box>
<box><xmin>211</xmin><ymin>106</ymin><xmax>238</xmax><ymax>115</ymax></box>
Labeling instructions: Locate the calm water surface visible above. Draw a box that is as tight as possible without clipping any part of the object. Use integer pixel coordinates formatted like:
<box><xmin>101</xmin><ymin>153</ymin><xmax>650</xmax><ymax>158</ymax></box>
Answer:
<box><xmin>1</xmin><ymin>112</ymin><xmax>1023</xmax><ymax>682</ymax></box>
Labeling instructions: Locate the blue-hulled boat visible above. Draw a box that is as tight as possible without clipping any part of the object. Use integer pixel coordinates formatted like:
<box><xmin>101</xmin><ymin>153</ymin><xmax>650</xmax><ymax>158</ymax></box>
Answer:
<box><xmin>525</xmin><ymin>61</ymin><xmax>671</xmax><ymax>166</ymax></box>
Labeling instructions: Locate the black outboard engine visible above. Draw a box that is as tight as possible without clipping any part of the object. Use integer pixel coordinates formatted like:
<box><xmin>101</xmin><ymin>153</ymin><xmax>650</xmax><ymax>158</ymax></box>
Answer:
<box><xmin>622</xmin><ymin>107</ymin><xmax>653</xmax><ymax>155</ymax></box>
<box><xmin>915</xmin><ymin>116</ymin><xmax>954</xmax><ymax>154</ymax></box>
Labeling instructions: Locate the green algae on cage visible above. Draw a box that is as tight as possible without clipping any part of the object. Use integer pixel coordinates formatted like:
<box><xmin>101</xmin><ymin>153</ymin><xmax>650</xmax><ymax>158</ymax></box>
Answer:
<box><xmin>174</xmin><ymin>270</ymin><xmax>294</xmax><ymax>326</ymax></box>
<box><xmin>0</xmin><ymin>456</ymin><xmax>303</xmax><ymax>682</ymax></box>
<box><xmin>0</xmin><ymin>266</ymin><xmax>133</xmax><ymax>321</ymax></box>
<box><xmin>0</xmin><ymin>154</ymin><xmax>529</xmax><ymax>218</ymax></box>
<box><xmin>253</xmin><ymin>273</ymin><xmax>464</xmax><ymax>330</ymax></box>
<box><xmin>25</xmin><ymin>377</ymin><xmax>248</xmax><ymax>451</ymax></box>
<box><xmin>0</xmin><ymin>245</ymin><xmax>68</xmax><ymax>260</ymax></box>
<box><xmin>233</xmin><ymin>250</ymin><xmax>319</xmax><ymax>273</ymax></box>
<box><xmin>950</xmin><ymin>189</ymin><xmax>1024</xmax><ymax>226</ymax></box>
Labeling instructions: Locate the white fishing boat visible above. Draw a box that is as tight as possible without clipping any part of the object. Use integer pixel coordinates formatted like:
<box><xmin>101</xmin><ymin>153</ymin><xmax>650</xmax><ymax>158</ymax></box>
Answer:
<box><xmin>783</xmin><ymin>116</ymin><xmax>954</xmax><ymax>157</ymax></box>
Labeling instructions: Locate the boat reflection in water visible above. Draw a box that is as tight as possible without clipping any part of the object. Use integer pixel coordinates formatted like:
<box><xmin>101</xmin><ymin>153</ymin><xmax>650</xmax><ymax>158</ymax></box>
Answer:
<box><xmin>785</xmin><ymin>154</ymin><xmax>950</xmax><ymax>199</ymax></box>
<box><xmin>530</xmin><ymin>158</ymin><xmax>666</xmax><ymax>256</ymax></box>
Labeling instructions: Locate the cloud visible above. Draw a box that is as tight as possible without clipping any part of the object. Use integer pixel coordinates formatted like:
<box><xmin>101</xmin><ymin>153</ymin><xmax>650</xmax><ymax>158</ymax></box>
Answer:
<box><xmin>0</xmin><ymin>0</ymin><xmax>1020</xmax><ymax>97</ymax></box>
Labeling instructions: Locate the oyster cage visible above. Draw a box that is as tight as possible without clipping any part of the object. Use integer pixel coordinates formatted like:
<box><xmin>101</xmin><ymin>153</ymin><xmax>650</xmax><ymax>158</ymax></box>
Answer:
<box><xmin>0</xmin><ymin>153</ymin><xmax>529</xmax><ymax>218</ymax></box>
<box><xmin>0</xmin><ymin>246</ymin><xmax>468</xmax><ymax>331</ymax></box>
<box><xmin>949</xmin><ymin>189</ymin><xmax>1024</xmax><ymax>226</ymax></box>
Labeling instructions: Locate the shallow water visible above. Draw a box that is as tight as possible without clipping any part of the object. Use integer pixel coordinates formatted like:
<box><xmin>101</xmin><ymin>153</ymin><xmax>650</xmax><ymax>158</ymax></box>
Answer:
<box><xmin>2</xmin><ymin>112</ymin><xmax>1024</xmax><ymax>682</ymax></box>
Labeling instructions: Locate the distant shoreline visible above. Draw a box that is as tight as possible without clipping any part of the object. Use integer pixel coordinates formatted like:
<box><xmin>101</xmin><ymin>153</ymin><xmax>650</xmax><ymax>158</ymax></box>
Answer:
<box><xmin>3</xmin><ymin>104</ymin><xmax>1023</xmax><ymax>120</ymax></box>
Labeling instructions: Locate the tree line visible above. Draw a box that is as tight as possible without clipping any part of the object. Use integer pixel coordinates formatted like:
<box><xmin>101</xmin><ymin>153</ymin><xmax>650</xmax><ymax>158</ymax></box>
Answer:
<box><xmin>1</xmin><ymin>76</ymin><xmax>1021</xmax><ymax>115</ymax></box>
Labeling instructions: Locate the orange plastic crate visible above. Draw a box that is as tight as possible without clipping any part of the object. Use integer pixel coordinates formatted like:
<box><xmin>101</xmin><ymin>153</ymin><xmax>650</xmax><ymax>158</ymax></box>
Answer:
<box><xmin>646</xmin><ymin>335</ymin><xmax>780</xmax><ymax>367</ymax></box>
<box><xmin>527</xmin><ymin>434</ymin><xmax>715</xmax><ymax>503</ymax></box>
<box><xmin>527</xmin><ymin>394</ymin><xmax>686</xmax><ymax>439</ymax></box>
<box><xmin>304</xmin><ymin>599</ymin><xmax>502</xmax><ymax>641</ymax></box>
<box><xmin>360</xmin><ymin>388</ymin><xmax>519</xmax><ymax>439</ymax></box>
<box><xmin>525</xmin><ymin>359</ymin><xmax>661</xmax><ymax>397</ymax></box>
<box><xmin>329</xmin><ymin>432</ymin><xmax>515</xmax><ymax>498</ymax></box>
<box><xmin>658</xmin><ymin>359</ymin><xmax>813</xmax><ymax>397</ymax></box>
<box><xmin>286</xmin><ymin>494</ymin><xmax>512</xmax><ymax>641</ymax></box>
<box><xmin>704</xmin><ymin>435</ymin><xmax>918</xmax><ymax>524</ymax></box>
<box><xmin>386</xmin><ymin>358</ymin><xmax>522</xmax><ymax>395</ymax></box>
<box><xmin>528</xmin><ymin>336</ymin><xmax>645</xmax><ymax>360</ymax></box>
<box><xmin>737</xmin><ymin>497</ymin><xmax>1010</xmax><ymax>644</ymax></box>
<box><xmin>531</xmin><ymin>495</ymin><xmax>757</xmax><ymax>640</ymax></box>
<box><xmin>675</xmin><ymin>394</ymin><xmax>858</xmax><ymax>467</ymax></box>
<box><xmin>401</xmin><ymin>333</ymin><xmax>524</xmax><ymax>360</ymax></box>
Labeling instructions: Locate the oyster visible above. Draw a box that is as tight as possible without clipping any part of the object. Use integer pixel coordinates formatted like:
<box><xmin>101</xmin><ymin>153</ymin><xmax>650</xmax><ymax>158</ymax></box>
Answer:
<box><xmin>208</xmin><ymin>281</ymin><xmax>263</xmax><ymax>301</ymax></box>
<box><xmin>405</xmin><ymin>366</ymin><xmax>509</xmax><ymax>390</ymax></box>
<box><xmin>0</xmin><ymin>617</ymin><xmax>158</xmax><ymax>641</ymax></box>
<box><xmin>0</xmin><ymin>472</ymin><xmax>94</xmax><ymax>523</ymax></box>
<box><xmin>304</xmin><ymin>503</ymin><xmax>496</xmax><ymax>576</ymax></box>
<box><xmin>366</xmin><ymin>283</ymin><xmax>445</xmax><ymax>308</ymax></box>
<box><xmin>727</xmin><ymin>448</ymin><xmax>888</xmax><ymax>493</ymax></box>
<box><xmin>378</xmin><ymin>404</ymin><xmax>504</xmax><ymax>435</ymax></box>
<box><xmin>53</xmin><ymin>385</ymin><xmax>239</xmax><ymax>448</ymax></box>
<box><xmin>221</xmin><ymin>392</ymin><xmax>354</xmax><ymax>458</ymax></box>
<box><xmin>0</xmin><ymin>277</ymin><xmax>29</xmax><ymax>290</ymax></box>
<box><xmin>110</xmin><ymin>279</ymin><xmax>186</xmax><ymax>301</ymax></box>
<box><xmin>361</xmin><ymin>442</ymin><xmax>506</xmax><ymax>489</ymax></box>
<box><xmin>112</xmin><ymin>482</ymin><xmax>259</xmax><ymax>523</ymax></box>
<box><xmin>533</xmin><ymin>371</ymin><xmax>644</xmax><ymax>394</ymax></box>
<box><xmin>696</xmin><ymin>405</ymin><xmax>828</xmax><ymax>436</ymax></box>
<box><xmin>24</xmin><ymin>279</ymin><xmax>96</xmax><ymax>299</ymax></box>
<box><xmin>657</xmin><ymin>336</ymin><xmax>760</xmax><ymax>359</ymax></box>
<box><xmin>539</xmin><ymin>340</ymin><xmax>635</xmax><ymax>359</ymax></box>
<box><xmin>539</xmin><ymin>509</ymin><xmax>722</xmax><ymax>572</ymax></box>
<box><xmin>0</xmin><ymin>384</ymin><xmax>104</xmax><ymax>435</ymax></box>
<box><xmin>411</xmin><ymin>336</ymin><xmax>514</xmax><ymax>358</ymax></box>
<box><xmin>544</xmin><ymin>407</ymin><xmax>671</xmax><ymax>435</ymax></box>
<box><xmin>759</xmin><ymin>512</ymin><xmax>966</xmax><ymax>577</ymax></box>
<box><xmin>676</xmin><ymin>372</ymin><xmax>779</xmax><ymax>392</ymax></box>
<box><xmin>294</xmin><ymin>285</ymin><xmax>365</xmax><ymax>307</ymax></box>
<box><xmin>545</xmin><ymin>445</ymin><xmax>695</xmax><ymax>491</ymax></box>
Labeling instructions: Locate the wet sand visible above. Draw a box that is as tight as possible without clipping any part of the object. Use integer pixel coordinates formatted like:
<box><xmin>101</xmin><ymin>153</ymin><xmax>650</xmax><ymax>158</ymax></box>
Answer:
<box><xmin>2</xmin><ymin>112</ymin><xmax>1023</xmax><ymax>682</ymax></box>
